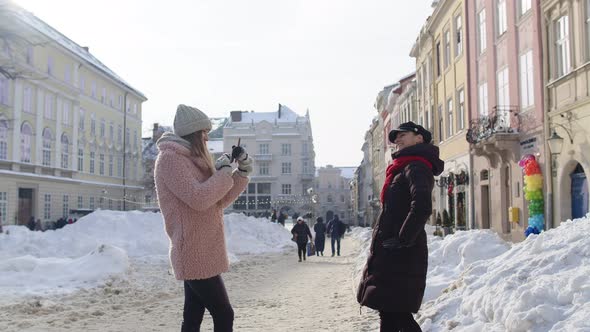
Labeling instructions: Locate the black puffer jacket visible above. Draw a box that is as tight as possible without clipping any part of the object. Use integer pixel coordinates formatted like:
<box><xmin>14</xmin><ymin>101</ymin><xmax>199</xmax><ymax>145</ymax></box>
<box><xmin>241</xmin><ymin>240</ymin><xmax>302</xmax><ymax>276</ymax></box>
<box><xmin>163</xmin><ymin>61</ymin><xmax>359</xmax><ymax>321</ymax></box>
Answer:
<box><xmin>357</xmin><ymin>143</ymin><xmax>444</xmax><ymax>313</ymax></box>
<box><xmin>291</xmin><ymin>222</ymin><xmax>312</xmax><ymax>245</ymax></box>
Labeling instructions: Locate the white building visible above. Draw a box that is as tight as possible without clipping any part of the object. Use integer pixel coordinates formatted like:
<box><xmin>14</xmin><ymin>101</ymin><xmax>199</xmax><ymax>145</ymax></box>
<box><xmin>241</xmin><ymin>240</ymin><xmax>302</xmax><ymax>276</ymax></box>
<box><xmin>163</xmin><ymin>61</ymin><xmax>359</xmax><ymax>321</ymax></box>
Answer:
<box><xmin>223</xmin><ymin>104</ymin><xmax>316</xmax><ymax>217</ymax></box>
<box><xmin>0</xmin><ymin>3</ymin><xmax>146</xmax><ymax>228</ymax></box>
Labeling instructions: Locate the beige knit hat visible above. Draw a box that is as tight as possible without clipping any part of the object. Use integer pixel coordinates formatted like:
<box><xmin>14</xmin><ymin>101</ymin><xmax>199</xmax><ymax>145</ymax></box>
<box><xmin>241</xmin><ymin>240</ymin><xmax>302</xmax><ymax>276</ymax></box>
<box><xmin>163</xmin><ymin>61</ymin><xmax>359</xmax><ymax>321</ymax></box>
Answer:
<box><xmin>173</xmin><ymin>104</ymin><xmax>212</xmax><ymax>137</ymax></box>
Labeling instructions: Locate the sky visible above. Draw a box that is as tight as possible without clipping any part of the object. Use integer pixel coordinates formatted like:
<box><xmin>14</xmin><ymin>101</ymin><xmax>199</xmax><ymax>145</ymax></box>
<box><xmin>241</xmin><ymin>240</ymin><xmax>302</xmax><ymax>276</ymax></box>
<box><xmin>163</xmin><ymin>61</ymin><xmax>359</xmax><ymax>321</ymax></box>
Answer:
<box><xmin>13</xmin><ymin>0</ymin><xmax>434</xmax><ymax>167</ymax></box>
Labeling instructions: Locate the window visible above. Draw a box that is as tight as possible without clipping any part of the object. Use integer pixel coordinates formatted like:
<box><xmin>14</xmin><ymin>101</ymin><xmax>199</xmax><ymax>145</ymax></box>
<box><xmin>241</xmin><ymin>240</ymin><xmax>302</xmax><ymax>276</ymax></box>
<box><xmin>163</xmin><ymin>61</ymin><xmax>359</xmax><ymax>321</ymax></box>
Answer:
<box><xmin>125</xmin><ymin>128</ymin><xmax>130</xmax><ymax>146</ymax></box>
<box><xmin>62</xmin><ymin>101</ymin><xmax>70</xmax><ymax>125</ymax></box>
<box><xmin>89</xmin><ymin>197</ymin><xmax>95</xmax><ymax>210</ymax></box>
<box><xmin>0</xmin><ymin>77</ymin><xmax>9</xmax><ymax>105</ymax></box>
<box><xmin>42</xmin><ymin>128</ymin><xmax>52</xmax><ymax>166</ymax></box>
<box><xmin>44</xmin><ymin>194</ymin><xmax>51</xmax><ymax>220</ymax></box>
<box><xmin>23</xmin><ymin>86</ymin><xmax>32</xmax><ymax>113</ymax></box>
<box><xmin>90</xmin><ymin>113</ymin><xmax>96</xmax><ymax>136</ymax></box>
<box><xmin>447</xmin><ymin>98</ymin><xmax>454</xmax><ymax>137</ymax></box>
<box><xmin>519</xmin><ymin>50</ymin><xmax>534</xmax><ymax>108</ymax></box>
<box><xmin>108</xmin><ymin>199</ymin><xmax>113</xmax><ymax>210</ymax></box>
<box><xmin>303</xmin><ymin>160</ymin><xmax>310</xmax><ymax>174</ymax></box>
<box><xmin>457</xmin><ymin>89</ymin><xmax>465</xmax><ymax>130</ymax></box>
<box><xmin>281</xmin><ymin>184</ymin><xmax>292</xmax><ymax>195</ymax></box>
<box><xmin>0</xmin><ymin>119</ymin><xmax>7</xmax><ymax>160</ymax></box>
<box><xmin>79</xmin><ymin>109</ymin><xmax>85</xmax><ymax>131</ymax></box>
<box><xmin>100</xmin><ymin>119</ymin><xmax>105</xmax><ymax>138</ymax></box>
<box><xmin>26</xmin><ymin>46</ymin><xmax>33</xmax><ymax>65</ymax></box>
<box><xmin>101</xmin><ymin>87</ymin><xmax>106</xmax><ymax>103</ymax></box>
<box><xmin>497</xmin><ymin>0</ymin><xmax>507</xmax><ymax>36</ymax></box>
<box><xmin>436</xmin><ymin>41</ymin><xmax>442</xmax><ymax>77</ymax></box>
<box><xmin>455</xmin><ymin>15</ymin><xmax>463</xmax><ymax>57</ymax></box>
<box><xmin>0</xmin><ymin>192</ymin><xmax>7</xmax><ymax>224</ymax></box>
<box><xmin>47</xmin><ymin>56</ymin><xmax>53</xmax><ymax>75</ymax></box>
<box><xmin>20</xmin><ymin>122</ymin><xmax>32</xmax><ymax>163</ymax></box>
<box><xmin>79</xmin><ymin>75</ymin><xmax>85</xmax><ymax>91</ymax></box>
<box><xmin>302</xmin><ymin>142</ymin><xmax>308</xmax><ymax>154</ymax></box>
<box><xmin>117</xmin><ymin>156</ymin><xmax>122</xmax><ymax>177</ymax></box>
<box><xmin>478</xmin><ymin>83</ymin><xmax>489</xmax><ymax>115</ymax></box>
<box><xmin>118</xmin><ymin>95</ymin><xmax>122</xmax><ymax>109</ymax></box>
<box><xmin>108</xmin><ymin>122</ymin><xmax>114</xmax><ymax>142</ymax></box>
<box><xmin>44</xmin><ymin>93</ymin><xmax>53</xmax><ymax>119</ymax></box>
<box><xmin>281</xmin><ymin>143</ymin><xmax>291</xmax><ymax>156</ymax></box>
<box><xmin>77</xmin><ymin>148</ymin><xmax>84</xmax><ymax>172</ymax></box>
<box><xmin>91</xmin><ymin>81</ymin><xmax>96</xmax><ymax>98</ymax></box>
<box><xmin>327</xmin><ymin>194</ymin><xmax>333</xmax><ymax>203</ymax></box>
<box><xmin>555</xmin><ymin>15</ymin><xmax>571</xmax><ymax>78</ymax></box>
<box><xmin>438</xmin><ymin>105</ymin><xmax>443</xmax><ymax>142</ymax></box>
<box><xmin>281</xmin><ymin>162</ymin><xmax>291</xmax><ymax>174</ymax></box>
<box><xmin>89</xmin><ymin>151</ymin><xmax>95</xmax><ymax>174</ymax></box>
<box><xmin>117</xmin><ymin>125</ymin><xmax>122</xmax><ymax>145</ymax></box>
<box><xmin>497</xmin><ymin>67</ymin><xmax>509</xmax><ymax>107</ymax></box>
<box><xmin>259</xmin><ymin>143</ymin><xmax>269</xmax><ymax>154</ymax></box>
<box><xmin>99</xmin><ymin>153</ymin><xmax>105</xmax><ymax>175</ymax></box>
<box><xmin>444</xmin><ymin>30</ymin><xmax>451</xmax><ymax>68</ymax></box>
<box><xmin>61</xmin><ymin>134</ymin><xmax>69</xmax><ymax>169</ymax></box>
<box><xmin>62</xmin><ymin>195</ymin><xmax>69</xmax><ymax>218</ymax></box>
<box><xmin>259</xmin><ymin>161</ymin><xmax>269</xmax><ymax>175</ymax></box>
<box><xmin>520</xmin><ymin>0</ymin><xmax>532</xmax><ymax>17</ymax></box>
<box><xmin>134</xmin><ymin>130</ymin><xmax>138</xmax><ymax>150</ymax></box>
<box><xmin>78</xmin><ymin>196</ymin><xmax>83</xmax><ymax>209</ymax></box>
<box><xmin>478</xmin><ymin>10</ymin><xmax>487</xmax><ymax>54</ymax></box>
<box><xmin>109</xmin><ymin>93</ymin><xmax>114</xmax><ymax>107</ymax></box>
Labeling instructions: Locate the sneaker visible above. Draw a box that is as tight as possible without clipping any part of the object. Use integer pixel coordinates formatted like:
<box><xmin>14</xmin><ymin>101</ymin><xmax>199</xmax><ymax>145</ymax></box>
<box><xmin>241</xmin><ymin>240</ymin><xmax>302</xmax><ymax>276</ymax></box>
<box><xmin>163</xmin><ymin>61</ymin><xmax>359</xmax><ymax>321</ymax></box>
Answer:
<box><xmin>321</xmin><ymin>252</ymin><xmax>323</xmax><ymax>256</ymax></box>
<box><xmin>331</xmin><ymin>253</ymin><xmax>335</xmax><ymax>257</ymax></box>
<box><xmin>337</xmin><ymin>253</ymin><xmax>340</xmax><ymax>256</ymax></box>
<box><xmin>298</xmin><ymin>259</ymin><xmax>302</xmax><ymax>262</ymax></box>
<box><xmin>303</xmin><ymin>256</ymin><xmax>306</xmax><ymax>261</ymax></box>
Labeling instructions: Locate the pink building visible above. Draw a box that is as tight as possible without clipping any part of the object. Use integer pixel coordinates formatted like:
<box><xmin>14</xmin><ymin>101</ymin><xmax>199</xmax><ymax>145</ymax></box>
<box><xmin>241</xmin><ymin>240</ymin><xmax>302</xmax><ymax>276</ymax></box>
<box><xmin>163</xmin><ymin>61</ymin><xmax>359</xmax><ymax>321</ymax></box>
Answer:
<box><xmin>466</xmin><ymin>0</ymin><xmax>546</xmax><ymax>241</ymax></box>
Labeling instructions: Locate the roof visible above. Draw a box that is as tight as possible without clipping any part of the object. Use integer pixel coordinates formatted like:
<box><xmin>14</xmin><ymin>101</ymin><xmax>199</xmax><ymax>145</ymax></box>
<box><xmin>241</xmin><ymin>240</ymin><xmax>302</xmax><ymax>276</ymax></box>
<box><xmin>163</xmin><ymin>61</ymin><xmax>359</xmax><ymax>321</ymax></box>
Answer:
<box><xmin>229</xmin><ymin>104</ymin><xmax>307</xmax><ymax>125</ymax></box>
<box><xmin>338</xmin><ymin>167</ymin><xmax>357</xmax><ymax>179</ymax></box>
<box><xmin>6</xmin><ymin>3</ymin><xmax>147</xmax><ymax>100</ymax></box>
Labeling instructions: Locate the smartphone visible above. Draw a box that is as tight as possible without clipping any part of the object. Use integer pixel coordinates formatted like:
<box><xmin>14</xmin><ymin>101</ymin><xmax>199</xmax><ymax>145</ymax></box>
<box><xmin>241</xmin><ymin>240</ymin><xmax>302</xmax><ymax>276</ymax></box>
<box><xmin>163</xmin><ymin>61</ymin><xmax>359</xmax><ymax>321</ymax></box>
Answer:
<box><xmin>231</xmin><ymin>138</ymin><xmax>241</xmax><ymax>163</ymax></box>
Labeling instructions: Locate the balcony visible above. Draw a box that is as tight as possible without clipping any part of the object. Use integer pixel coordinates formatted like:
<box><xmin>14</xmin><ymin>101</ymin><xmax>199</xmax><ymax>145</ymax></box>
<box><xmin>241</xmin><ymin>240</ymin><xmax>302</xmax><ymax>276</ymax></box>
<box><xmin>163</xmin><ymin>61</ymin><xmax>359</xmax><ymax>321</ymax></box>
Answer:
<box><xmin>299</xmin><ymin>173</ymin><xmax>314</xmax><ymax>180</ymax></box>
<box><xmin>466</xmin><ymin>106</ymin><xmax>521</xmax><ymax>165</ymax></box>
<box><xmin>254</xmin><ymin>153</ymin><xmax>272</xmax><ymax>161</ymax></box>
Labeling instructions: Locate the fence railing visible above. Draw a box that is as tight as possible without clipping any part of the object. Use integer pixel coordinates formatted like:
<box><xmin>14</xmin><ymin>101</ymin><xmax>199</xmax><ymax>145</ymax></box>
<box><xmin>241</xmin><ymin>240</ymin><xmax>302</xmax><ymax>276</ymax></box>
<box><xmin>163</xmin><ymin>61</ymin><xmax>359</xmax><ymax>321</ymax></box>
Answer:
<box><xmin>466</xmin><ymin>106</ymin><xmax>520</xmax><ymax>144</ymax></box>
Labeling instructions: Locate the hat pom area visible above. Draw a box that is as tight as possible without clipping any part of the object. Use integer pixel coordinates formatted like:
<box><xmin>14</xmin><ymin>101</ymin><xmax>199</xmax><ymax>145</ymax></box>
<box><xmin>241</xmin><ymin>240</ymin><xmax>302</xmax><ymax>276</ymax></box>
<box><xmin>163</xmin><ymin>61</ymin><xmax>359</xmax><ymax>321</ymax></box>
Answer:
<box><xmin>173</xmin><ymin>104</ymin><xmax>212</xmax><ymax>137</ymax></box>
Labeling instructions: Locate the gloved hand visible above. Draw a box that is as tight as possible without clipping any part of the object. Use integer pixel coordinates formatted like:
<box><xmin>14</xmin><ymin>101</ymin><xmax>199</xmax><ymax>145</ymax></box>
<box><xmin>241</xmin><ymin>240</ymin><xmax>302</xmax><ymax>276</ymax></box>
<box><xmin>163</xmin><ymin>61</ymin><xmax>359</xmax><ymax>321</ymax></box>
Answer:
<box><xmin>215</xmin><ymin>153</ymin><xmax>232</xmax><ymax>174</ymax></box>
<box><xmin>231</xmin><ymin>145</ymin><xmax>247</xmax><ymax>162</ymax></box>
<box><xmin>236</xmin><ymin>163</ymin><xmax>253</xmax><ymax>178</ymax></box>
<box><xmin>382</xmin><ymin>237</ymin><xmax>412</xmax><ymax>250</ymax></box>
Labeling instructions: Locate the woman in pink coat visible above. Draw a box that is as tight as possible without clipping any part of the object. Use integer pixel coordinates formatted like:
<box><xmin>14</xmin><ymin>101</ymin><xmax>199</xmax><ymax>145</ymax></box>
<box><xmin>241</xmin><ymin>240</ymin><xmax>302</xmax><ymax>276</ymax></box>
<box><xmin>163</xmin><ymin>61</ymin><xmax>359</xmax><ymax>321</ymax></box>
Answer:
<box><xmin>155</xmin><ymin>104</ymin><xmax>252</xmax><ymax>332</ymax></box>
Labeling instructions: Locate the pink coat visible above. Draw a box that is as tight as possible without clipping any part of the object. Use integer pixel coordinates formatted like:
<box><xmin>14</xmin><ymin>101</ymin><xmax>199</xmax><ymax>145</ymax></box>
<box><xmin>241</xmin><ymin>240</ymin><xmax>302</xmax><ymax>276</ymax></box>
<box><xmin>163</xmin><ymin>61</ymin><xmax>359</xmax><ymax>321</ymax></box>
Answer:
<box><xmin>154</xmin><ymin>141</ymin><xmax>249</xmax><ymax>280</ymax></box>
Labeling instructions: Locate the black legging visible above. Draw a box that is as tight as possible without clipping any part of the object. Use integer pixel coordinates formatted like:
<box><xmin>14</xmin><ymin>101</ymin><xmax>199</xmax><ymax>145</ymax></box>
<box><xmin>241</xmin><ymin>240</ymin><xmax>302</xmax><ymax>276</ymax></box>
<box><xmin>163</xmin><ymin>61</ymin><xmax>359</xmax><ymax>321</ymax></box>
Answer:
<box><xmin>379</xmin><ymin>311</ymin><xmax>422</xmax><ymax>332</ymax></box>
<box><xmin>297</xmin><ymin>241</ymin><xmax>307</xmax><ymax>260</ymax></box>
<box><xmin>182</xmin><ymin>275</ymin><xmax>234</xmax><ymax>332</ymax></box>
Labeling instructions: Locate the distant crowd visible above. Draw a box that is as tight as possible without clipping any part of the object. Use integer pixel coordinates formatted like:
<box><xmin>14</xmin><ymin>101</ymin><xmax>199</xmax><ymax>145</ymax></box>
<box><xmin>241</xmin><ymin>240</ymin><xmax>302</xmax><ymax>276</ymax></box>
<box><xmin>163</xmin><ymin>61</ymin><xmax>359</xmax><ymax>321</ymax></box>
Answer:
<box><xmin>25</xmin><ymin>216</ymin><xmax>77</xmax><ymax>232</ymax></box>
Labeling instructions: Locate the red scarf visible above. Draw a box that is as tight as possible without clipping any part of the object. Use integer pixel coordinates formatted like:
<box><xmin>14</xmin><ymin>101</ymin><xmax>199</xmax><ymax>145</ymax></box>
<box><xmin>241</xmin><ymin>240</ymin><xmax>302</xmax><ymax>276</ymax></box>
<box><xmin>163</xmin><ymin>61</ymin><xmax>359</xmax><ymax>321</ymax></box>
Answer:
<box><xmin>380</xmin><ymin>156</ymin><xmax>433</xmax><ymax>203</ymax></box>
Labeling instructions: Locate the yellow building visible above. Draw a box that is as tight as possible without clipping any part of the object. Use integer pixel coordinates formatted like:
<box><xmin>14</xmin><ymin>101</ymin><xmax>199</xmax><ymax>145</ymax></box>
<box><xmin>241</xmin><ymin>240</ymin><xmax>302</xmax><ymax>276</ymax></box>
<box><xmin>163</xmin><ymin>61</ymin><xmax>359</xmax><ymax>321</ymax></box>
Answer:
<box><xmin>411</xmin><ymin>0</ymin><xmax>471</xmax><ymax>230</ymax></box>
<box><xmin>0</xmin><ymin>4</ymin><xmax>146</xmax><ymax>228</ymax></box>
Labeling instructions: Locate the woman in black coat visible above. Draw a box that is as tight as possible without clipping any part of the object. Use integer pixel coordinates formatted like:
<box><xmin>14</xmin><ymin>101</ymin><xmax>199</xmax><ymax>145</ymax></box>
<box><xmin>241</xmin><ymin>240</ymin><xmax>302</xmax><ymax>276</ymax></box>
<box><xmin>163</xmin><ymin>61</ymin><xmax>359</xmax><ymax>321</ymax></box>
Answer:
<box><xmin>313</xmin><ymin>217</ymin><xmax>326</xmax><ymax>256</ymax></box>
<box><xmin>357</xmin><ymin>122</ymin><xmax>443</xmax><ymax>332</ymax></box>
<box><xmin>291</xmin><ymin>217</ymin><xmax>313</xmax><ymax>262</ymax></box>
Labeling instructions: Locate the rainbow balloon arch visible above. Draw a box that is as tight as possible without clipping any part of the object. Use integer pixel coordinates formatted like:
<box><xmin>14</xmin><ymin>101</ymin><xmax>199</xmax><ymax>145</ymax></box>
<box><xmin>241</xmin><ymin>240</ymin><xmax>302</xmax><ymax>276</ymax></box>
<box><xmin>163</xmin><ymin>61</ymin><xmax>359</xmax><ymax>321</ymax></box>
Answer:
<box><xmin>518</xmin><ymin>154</ymin><xmax>545</xmax><ymax>236</ymax></box>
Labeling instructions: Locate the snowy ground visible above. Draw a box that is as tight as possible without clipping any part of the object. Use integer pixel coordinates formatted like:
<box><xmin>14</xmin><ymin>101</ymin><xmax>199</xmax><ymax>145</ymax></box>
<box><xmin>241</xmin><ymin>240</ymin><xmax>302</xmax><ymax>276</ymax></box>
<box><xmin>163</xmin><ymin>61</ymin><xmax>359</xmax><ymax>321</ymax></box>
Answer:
<box><xmin>1</xmin><ymin>211</ymin><xmax>589</xmax><ymax>331</ymax></box>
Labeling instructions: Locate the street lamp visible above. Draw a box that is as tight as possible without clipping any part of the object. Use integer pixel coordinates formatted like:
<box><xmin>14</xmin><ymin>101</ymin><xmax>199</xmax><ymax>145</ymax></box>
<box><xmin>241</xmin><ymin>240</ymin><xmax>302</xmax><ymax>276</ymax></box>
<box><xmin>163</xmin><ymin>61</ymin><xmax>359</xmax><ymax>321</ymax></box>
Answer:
<box><xmin>547</xmin><ymin>130</ymin><xmax>564</xmax><ymax>155</ymax></box>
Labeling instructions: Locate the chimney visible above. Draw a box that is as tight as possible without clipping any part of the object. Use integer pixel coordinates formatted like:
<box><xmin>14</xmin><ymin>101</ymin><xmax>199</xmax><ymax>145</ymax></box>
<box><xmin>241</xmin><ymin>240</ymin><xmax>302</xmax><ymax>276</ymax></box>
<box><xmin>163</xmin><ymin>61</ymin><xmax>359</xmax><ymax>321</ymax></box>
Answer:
<box><xmin>278</xmin><ymin>103</ymin><xmax>282</xmax><ymax>119</ymax></box>
<box><xmin>230</xmin><ymin>111</ymin><xmax>242</xmax><ymax>122</ymax></box>
<box><xmin>152</xmin><ymin>123</ymin><xmax>160</xmax><ymax>141</ymax></box>
<box><xmin>82</xmin><ymin>46</ymin><xmax>90</xmax><ymax>52</ymax></box>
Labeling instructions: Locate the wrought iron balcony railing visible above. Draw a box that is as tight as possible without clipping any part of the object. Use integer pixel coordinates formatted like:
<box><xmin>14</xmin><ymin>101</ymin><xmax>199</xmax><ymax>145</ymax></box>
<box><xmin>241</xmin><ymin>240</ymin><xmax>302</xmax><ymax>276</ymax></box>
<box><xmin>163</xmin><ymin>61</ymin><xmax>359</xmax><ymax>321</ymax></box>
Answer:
<box><xmin>466</xmin><ymin>106</ymin><xmax>520</xmax><ymax>144</ymax></box>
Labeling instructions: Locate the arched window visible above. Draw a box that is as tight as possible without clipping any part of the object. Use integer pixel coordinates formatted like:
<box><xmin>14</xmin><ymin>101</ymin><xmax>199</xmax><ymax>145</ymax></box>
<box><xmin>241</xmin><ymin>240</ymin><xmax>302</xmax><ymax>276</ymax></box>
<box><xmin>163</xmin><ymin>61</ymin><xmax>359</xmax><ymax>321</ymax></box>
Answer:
<box><xmin>61</xmin><ymin>133</ymin><xmax>69</xmax><ymax>169</ymax></box>
<box><xmin>327</xmin><ymin>194</ymin><xmax>333</xmax><ymax>203</ymax></box>
<box><xmin>42</xmin><ymin>127</ymin><xmax>52</xmax><ymax>166</ymax></box>
<box><xmin>20</xmin><ymin>122</ymin><xmax>33</xmax><ymax>163</ymax></box>
<box><xmin>0</xmin><ymin>117</ymin><xmax>8</xmax><ymax>160</ymax></box>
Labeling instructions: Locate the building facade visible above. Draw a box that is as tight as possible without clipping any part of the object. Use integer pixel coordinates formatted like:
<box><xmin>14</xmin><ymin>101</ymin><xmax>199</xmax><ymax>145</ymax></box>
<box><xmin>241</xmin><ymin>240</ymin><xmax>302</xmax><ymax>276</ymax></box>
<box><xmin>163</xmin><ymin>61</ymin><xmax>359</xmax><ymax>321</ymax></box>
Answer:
<box><xmin>541</xmin><ymin>0</ymin><xmax>590</xmax><ymax>227</ymax></box>
<box><xmin>466</xmin><ymin>0</ymin><xmax>545</xmax><ymax>241</ymax></box>
<box><xmin>314</xmin><ymin>165</ymin><xmax>354</xmax><ymax>225</ymax></box>
<box><xmin>0</xmin><ymin>4</ymin><xmax>146</xmax><ymax>228</ymax></box>
<box><xmin>222</xmin><ymin>105</ymin><xmax>316</xmax><ymax>217</ymax></box>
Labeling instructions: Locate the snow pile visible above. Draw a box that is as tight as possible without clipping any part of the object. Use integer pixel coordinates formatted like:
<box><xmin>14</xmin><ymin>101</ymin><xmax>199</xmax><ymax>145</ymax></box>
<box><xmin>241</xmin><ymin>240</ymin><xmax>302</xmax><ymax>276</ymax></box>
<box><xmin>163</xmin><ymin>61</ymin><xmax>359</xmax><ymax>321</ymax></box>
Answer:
<box><xmin>420</xmin><ymin>215</ymin><xmax>590</xmax><ymax>332</ymax></box>
<box><xmin>0</xmin><ymin>210</ymin><xmax>294</xmax><ymax>299</ymax></box>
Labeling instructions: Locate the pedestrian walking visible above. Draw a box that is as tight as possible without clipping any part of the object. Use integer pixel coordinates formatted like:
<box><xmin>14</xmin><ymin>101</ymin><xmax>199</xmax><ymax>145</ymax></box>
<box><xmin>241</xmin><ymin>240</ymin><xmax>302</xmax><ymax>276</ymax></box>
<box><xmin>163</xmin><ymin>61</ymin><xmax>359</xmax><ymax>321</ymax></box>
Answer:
<box><xmin>313</xmin><ymin>217</ymin><xmax>326</xmax><ymax>256</ymax></box>
<box><xmin>357</xmin><ymin>122</ymin><xmax>444</xmax><ymax>332</ymax></box>
<box><xmin>326</xmin><ymin>214</ymin><xmax>345</xmax><ymax>256</ymax></box>
<box><xmin>27</xmin><ymin>216</ymin><xmax>36</xmax><ymax>231</ymax></box>
<box><xmin>155</xmin><ymin>104</ymin><xmax>253</xmax><ymax>332</ymax></box>
<box><xmin>291</xmin><ymin>216</ymin><xmax>313</xmax><ymax>262</ymax></box>
<box><xmin>277</xmin><ymin>212</ymin><xmax>286</xmax><ymax>226</ymax></box>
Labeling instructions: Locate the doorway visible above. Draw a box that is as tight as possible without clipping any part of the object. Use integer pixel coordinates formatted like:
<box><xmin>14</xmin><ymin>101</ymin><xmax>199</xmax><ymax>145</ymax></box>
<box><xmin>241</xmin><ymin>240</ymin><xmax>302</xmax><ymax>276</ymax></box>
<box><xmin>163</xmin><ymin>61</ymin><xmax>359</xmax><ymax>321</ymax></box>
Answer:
<box><xmin>480</xmin><ymin>185</ymin><xmax>490</xmax><ymax>229</ymax></box>
<box><xmin>18</xmin><ymin>188</ymin><xmax>34</xmax><ymax>226</ymax></box>
<box><xmin>571</xmin><ymin>164</ymin><xmax>589</xmax><ymax>219</ymax></box>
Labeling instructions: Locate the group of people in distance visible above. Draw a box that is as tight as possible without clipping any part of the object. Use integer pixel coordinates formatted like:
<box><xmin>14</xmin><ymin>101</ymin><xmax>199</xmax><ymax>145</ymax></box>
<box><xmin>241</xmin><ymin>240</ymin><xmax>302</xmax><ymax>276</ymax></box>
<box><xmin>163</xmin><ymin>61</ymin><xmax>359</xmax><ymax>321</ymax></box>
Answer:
<box><xmin>290</xmin><ymin>214</ymin><xmax>347</xmax><ymax>262</ymax></box>
<box><xmin>155</xmin><ymin>104</ymin><xmax>442</xmax><ymax>332</ymax></box>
